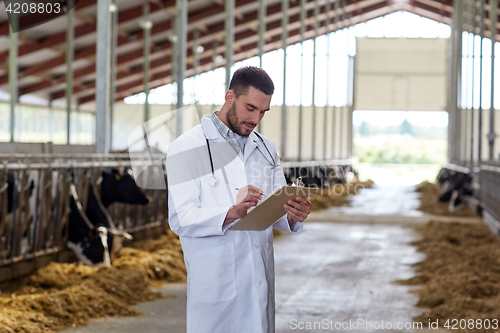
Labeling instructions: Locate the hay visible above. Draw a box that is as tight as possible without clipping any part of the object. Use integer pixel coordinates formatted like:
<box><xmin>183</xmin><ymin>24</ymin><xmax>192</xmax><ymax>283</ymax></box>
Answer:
<box><xmin>0</xmin><ymin>229</ymin><xmax>186</xmax><ymax>333</ymax></box>
<box><xmin>397</xmin><ymin>221</ymin><xmax>500</xmax><ymax>332</ymax></box>
<box><xmin>309</xmin><ymin>180</ymin><xmax>374</xmax><ymax>212</ymax></box>
<box><xmin>415</xmin><ymin>181</ymin><xmax>476</xmax><ymax>217</ymax></box>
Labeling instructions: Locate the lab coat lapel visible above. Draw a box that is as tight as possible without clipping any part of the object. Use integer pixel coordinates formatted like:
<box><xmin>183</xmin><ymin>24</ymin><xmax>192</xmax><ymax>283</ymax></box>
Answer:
<box><xmin>200</xmin><ymin>114</ymin><xmax>221</xmax><ymax>141</ymax></box>
<box><xmin>201</xmin><ymin>113</ymin><xmax>246</xmax><ymax>190</ymax></box>
<box><xmin>243</xmin><ymin>132</ymin><xmax>258</xmax><ymax>163</ymax></box>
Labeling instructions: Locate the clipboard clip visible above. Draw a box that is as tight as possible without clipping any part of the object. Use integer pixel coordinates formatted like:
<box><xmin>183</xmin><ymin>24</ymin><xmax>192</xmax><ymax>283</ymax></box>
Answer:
<box><xmin>292</xmin><ymin>176</ymin><xmax>305</xmax><ymax>187</ymax></box>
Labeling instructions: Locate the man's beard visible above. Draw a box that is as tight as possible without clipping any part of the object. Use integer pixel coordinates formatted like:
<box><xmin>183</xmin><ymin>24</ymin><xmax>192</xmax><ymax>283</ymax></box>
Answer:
<box><xmin>227</xmin><ymin>103</ymin><xmax>254</xmax><ymax>137</ymax></box>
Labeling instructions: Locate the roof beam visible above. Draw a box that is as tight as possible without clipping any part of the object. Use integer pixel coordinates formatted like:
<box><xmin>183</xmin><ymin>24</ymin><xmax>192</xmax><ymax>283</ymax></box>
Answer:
<box><xmin>0</xmin><ymin>0</ymin><xmax>98</xmax><ymax>36</ymax></box>
<box><xmin>15</xmin><ymin>0</ymin><xmax>325</xmax><ymax>94</ymax></box>
<box><xmin>8</xmin><ymin>0</ymin><xmax>259</xmax><ymax>89</ymax></box>
<box><xmin>78</xmin><ymin>0</ymin><xmax>394</xmax><ymax>104</ymax></box>
<box><xmin>0</xmin><ymin>0</ymin><xmax>176</xmax><ymax>64</ymax></box>
<box><xmin>15</xmin><ymin>0</ymin><xmax>460</xmax><ymax>99</ymax></box>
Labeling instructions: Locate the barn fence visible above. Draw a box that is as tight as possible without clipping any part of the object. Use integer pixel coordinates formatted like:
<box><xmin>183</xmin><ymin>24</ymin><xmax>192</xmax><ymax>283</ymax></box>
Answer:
<box><xmin>480</xmin><ymin>163</ymin><xmax>500</xmax><ymax>237</ymax></box>
<box><xmin>445</xmin><ymin>160</ymin><xmax>500</xmax><ymax>237</ymax></box>
<box><xmin>0</xmin><ymin>154</ymin><xmax>168</xmax><ymax>285</ymax></box>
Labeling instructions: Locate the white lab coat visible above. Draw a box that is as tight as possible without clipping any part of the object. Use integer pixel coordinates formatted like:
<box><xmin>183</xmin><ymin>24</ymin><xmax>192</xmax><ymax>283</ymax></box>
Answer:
<box><xmin>166</xmin><ymin>114</ymin><xmax>303</xmax><ymax>333</ymax></box>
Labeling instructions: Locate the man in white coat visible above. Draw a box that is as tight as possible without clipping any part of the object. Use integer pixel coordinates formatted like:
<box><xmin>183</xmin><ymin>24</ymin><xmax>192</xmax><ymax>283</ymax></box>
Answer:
<box><xmin>166</xmin><ymin>67</ymin><xmax>311</xmax><ymax>333</ymax></box>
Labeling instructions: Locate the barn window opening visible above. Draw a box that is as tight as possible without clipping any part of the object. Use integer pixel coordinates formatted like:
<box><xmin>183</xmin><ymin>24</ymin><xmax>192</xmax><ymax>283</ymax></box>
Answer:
<box><xmin>353</xmin><ymin>111</ymin><xmax>449</xmax><ymax>186</ymax></box>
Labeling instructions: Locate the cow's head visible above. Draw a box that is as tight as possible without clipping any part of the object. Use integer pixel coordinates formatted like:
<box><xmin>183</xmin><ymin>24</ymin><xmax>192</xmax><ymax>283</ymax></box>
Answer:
<box><xmin>100</xmin><ymin>169</ymin><xmax>150</xmax><ymax>207</ymax></box>
<box><xmin>6</xmin><ymin>173</ymin><xmax>35</xmax><ymax>214</ymax></box>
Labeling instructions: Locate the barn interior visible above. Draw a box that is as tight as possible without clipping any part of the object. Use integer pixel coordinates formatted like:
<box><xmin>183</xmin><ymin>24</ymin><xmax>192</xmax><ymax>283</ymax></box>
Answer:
<box><xmin>1</xmin><ymin>0</ymin><xmax>500</xmax><ymax>332</ymax></box>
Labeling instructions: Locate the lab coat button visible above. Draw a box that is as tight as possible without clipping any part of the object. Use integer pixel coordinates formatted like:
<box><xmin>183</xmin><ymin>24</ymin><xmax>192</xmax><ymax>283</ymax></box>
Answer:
<box><xmin>253</xmin><ymin>243</ymin><xmax>259</xmax><ymax>249</ymax></box>
<box><xmin>257</xmin><ymin>281</ymin><xmax>262</xmax><ymax>287</ymax></box>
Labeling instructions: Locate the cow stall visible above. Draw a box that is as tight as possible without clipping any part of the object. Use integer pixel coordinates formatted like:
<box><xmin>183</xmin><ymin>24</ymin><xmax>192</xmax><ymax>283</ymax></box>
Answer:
<box><xmin>0</xmin><ymin>154</ymin><xmax>168</xmax><ymax>286</ymax></box>
<box><xmin>480</xmin><ymin>162</ymin><xmax>500</xmax><ymax>237</ymax></box>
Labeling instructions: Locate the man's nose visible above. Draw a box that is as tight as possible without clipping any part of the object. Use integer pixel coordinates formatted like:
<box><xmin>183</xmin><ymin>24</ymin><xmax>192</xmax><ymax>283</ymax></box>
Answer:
<box><xmin>251</xmin><ymin>112</ymin><xmax>261</xmax><ymax>125</ymax></box>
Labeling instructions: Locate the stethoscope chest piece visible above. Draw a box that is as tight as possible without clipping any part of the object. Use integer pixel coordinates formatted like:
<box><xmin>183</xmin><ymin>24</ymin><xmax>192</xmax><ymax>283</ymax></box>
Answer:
<box><xmin>209</xmin><ymin>175</ymin><xmax>219</xmax><ymax>187</ymax></box>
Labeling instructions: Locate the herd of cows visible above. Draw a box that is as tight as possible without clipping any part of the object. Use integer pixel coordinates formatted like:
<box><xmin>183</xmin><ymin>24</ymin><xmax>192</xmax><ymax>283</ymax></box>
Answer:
<box><xmin>0</xmin><ymin>163</ymin><xmax>476</xmax><ymax>270</ymax></box>
<box><xmin>2</xmin><ymin>168</ymin><xmax>152</xmax><ymax>267</ymax></box>
<box><xmin>283</xmin><ymin>165</ymin><xmax>359</xmax><ymax>188</ymax></box>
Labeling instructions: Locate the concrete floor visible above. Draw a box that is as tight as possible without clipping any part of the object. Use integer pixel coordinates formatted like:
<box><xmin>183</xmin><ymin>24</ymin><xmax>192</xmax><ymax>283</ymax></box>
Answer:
<box><xmin>62</xmin><ymin>185</ymin><xmax>468</xmax><ymax>333</ymax></box>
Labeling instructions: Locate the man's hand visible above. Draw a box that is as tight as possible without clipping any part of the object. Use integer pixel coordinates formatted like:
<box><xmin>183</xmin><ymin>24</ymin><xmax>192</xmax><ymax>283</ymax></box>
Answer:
<box><xmin>284</xmin><ymin>197</ymin><xmax>311</xmax><ymax>224</ymax></box>
<box><xmin>224</xmin><ymin>185</ymin><xmax>263</xmax><ymax>225</ymax></box>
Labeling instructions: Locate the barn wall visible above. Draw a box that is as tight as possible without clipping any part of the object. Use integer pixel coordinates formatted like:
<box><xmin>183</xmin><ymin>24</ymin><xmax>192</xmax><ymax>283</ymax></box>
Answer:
<box><xmin>355</xmin><ymin>38</ymin><xmax>447</xmax><ymax>111</ymax></box>
<box><xmin>112</xmin><ymin>103</ymin><xmax>352</xmax><ymax>162</ymax></box>
<box><xmin>0</xmin><ymin>142</ymin><xmax>96</xmax><ymax>154</ymax></box>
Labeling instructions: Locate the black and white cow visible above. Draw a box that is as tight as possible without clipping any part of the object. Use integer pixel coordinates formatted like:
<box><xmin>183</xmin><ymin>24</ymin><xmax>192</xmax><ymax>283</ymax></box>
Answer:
<box><xmin>5</xmin><ymin>173</ymin><xmax>35</xmax><ymax>214</ymax></box>
<box><xmin>67</xmin><ymin>168</ymin><xmax>150</xmax><ymax>266</ymax></box>
<box><xmin>100</xmin><ymin>169</ymin><xmax>150</xmax><ymax>207</ymax></box>
<box><xmin>284</xmin><ymin>165</ymin><xmax>358</xmax><ymax>188</ymax></box>
<box><xmin>0</xmin><ymin>173</ymin><xmax>36</xmax><ymax>256</ymax></box>
<box><xmin>67</xmin><ymin>183</ymin><xmax>113</xmax><ymax>266</ymax></box>
<box><xmin>435</xmin><ymin>168</ymin><xmax>474</xmax><ymax>212</ymax></box>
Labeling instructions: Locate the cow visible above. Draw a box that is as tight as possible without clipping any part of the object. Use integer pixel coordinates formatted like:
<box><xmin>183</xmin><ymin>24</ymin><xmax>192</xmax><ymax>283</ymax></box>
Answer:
<box><xmin>5</xmin><ymin>173</ymin><xmax>35</xmax><ymax>214</ymax></box>
<box><xmin>100</xmin><ymin>168</ymin><xmax>150</xmax><ymax>207</ymax></box>
<box><xmin>449</xmin><ymin>186</ymin><xmax>474</xmax><ymax>212</ymax></box>
<box><xmin>67</xmin><ymin>168</ymin><xmax>150</xmax><ymax>266</ymax></box>
<box><xmin>67</xmin><ymin>183</ymin><xmax>113</xmax><ymax>266</ymax></box>
<box><xmin>0</xmin><ymin>172</ymin><xmax>36</xmax><ymax>257</ymax></box>
<box><xmin>438</xmin><ymin>172</ymin><xmax>472</xmax><ymax>203</ymax></box>
<box><xmin>435</xmin><ymin>169</ymin><xmax>474</xmax><ymax>212</ymax></box>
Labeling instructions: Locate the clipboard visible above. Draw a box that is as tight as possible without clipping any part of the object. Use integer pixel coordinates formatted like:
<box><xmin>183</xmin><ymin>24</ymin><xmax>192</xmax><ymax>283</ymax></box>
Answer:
<box><xmin>229</xmin><ymin>186</ymin><xmax>319</xmax><ymax>231</ymax></box>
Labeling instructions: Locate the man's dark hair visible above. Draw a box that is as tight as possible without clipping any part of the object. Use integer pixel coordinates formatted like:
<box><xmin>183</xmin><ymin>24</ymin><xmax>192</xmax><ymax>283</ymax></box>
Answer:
<box><xmin>228</xmin><ymin>66</ymin><xmax>274</xmax><ymax>97</ymax></box>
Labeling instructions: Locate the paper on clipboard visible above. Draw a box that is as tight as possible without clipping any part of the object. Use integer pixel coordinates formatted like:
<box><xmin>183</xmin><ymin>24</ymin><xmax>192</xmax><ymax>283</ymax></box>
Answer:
<box><xmin>229</xmin><ymin>186</ymin><xmax>319</xmax><ymax>231</ymax></box>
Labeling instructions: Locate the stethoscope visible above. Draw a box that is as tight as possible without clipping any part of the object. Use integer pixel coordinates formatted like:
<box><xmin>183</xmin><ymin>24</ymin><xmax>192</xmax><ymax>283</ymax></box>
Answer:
<box><xmin>205</xmin><ymin>132</ymin><xmax>277</xmax><ymax>187</ymax></box>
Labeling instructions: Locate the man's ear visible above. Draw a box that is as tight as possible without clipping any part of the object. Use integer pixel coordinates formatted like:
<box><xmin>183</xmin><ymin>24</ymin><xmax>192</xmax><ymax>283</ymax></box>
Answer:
<box><xmin>225</xmin><ymin>90</ymin><xmax>235</xmax><ymax>105</ymax></box>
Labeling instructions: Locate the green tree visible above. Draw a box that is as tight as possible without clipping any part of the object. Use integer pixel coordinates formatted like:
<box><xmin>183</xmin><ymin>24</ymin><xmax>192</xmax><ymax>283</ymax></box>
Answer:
<box><xmin>400</xmin><ymin>117</ymin><xmax>413</xmax><ymax>136</ymax></box>
<box><xmin>358</xmin><ymin>120</ymin><xmax>369</xmax><ymax>136</ymax></box>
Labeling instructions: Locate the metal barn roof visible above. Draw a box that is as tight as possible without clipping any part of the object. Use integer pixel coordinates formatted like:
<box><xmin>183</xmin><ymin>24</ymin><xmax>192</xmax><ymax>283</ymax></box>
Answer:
<box><xmin>0</xmin><ymin>0</ymin><xmax>496</xmax><ymax>110</ymax></box>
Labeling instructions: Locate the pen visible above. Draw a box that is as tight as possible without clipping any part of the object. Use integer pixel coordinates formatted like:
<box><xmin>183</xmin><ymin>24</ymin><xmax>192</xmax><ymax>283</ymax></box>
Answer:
<box><xmin>235</xmin><ymin>188</ymin><xmax>266</xmax><ymax>195</ymax></box>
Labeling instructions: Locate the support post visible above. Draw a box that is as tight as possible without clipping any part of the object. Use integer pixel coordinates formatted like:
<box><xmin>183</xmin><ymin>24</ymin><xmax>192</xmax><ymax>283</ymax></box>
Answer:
<box><xmin>488</xmin><ymin>0</ymin><xmax>497</xmax><ymax>160</ymax></box>
<box><xmin>211</xmin><ymin>40</ymin><xmax>218</xmax><ymax>113</ymax></box>
<box><xmin>225</xmin><ymin>0</ymin><xmax>234</xmax><ymax>91</ymax></box>
<box><xmin>323</xmin><ymin>0</ymin><xmax>332</xmax><ymax>160</ymax></box>
<box><xmin>339</xmin><ymin>0</ymin><xmax>346</xmax><ymax>159</ymax></box>
<box><xmin>281</xmin><ymin>0</ymin><xmax>288</xmax><ymax>159</ymax></box>
<box><xmin>455</xmin><ymin>0</ymin><xmax>463</xmax><ymax>163</ymax></box>
<box><xmin>48</xmin><ymin>98</ymin><xmax>54</xmax><ymax>142</ymax></box>
<box><xmin>175</xmin><ymin>0</ymin><xmax>187</xmax><ymax>137</ymax></box>
<box><xmin>332</xmin><ymin>0</ymin><xmax>339</xmax><ymax>159</ymax></box>
<box><xmin>143</xmin><ymin>1</ymin><xmax>151</xmax><ymax>124</ymax></box>
<box><xmin>66</xmin><ymin>0</ymin><xmax>74</xmax><ymax>145</ymax></box>
<box><xmin>470</xmin><ymin>0</ymin><xmax>476</xmax><ymax>166</ymax></box>
<box><xmin>347</xmin><ymin>11</ymin><xmax>354</xmax><ymax>160</ymax></box>
<box><xmin>298</xmin><ymin>0</ymin><xmax>306</xmax><ymax>161</ymax></box>
<box><xmin>75</xmin><ymin>103</ymin><xmax>81</xmax><ymax>144</ymax></box>
<box><xmin>450</xmin><ymin>0</ymin><xmax>463</xmax><ymax>163</ymax></box>
<box><xmin>9</xmin><ymin>15</ymin><xmax>18</xmax><ymax>143</ymax></box>
<box><xmin>478</xmin><ymin>0</ymin><xmax>484</xmax><ymax>164</ymax></box>
<box><xmin>311</xmin><ymin>0</ymin><xmax>319</xmax><ymax>160</ymax></box>
<box><xmin>257</xmin><ymin>0</ymin><xmax>265</xmax><ymax>133</ymax></box>
<box><xmin>258</xmin><ymin>0</ymin><xmax>265</xmax><ymax>68</ymax></box>
<box><xmin>95</xmin><ymin>0</ymin><xmax>112</xmax><ymax>153</ymax></box>
<box><xmin>109</xmin><ymin>0</ymin><xmax>117</xmax><ymax>150</ymax></box>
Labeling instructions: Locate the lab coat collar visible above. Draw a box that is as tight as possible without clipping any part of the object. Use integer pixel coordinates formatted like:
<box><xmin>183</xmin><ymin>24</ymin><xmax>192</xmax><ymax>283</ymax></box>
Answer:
<box><xmin>200</xmin><ymin>114</ymin><xmax>221</xmax><ymax>140</ymax></box>
<box><xmin>201</xmin><ymin>113</ymin><xmax>260</xmax><ymax>163</ymax></box>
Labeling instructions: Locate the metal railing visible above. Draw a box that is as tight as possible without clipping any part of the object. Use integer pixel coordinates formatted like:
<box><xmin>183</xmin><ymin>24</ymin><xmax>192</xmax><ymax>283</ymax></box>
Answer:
<box><xmin>480</xmin><ymin>162</ymin><xmax>500</xmax><ymax>236</ymax></box>
<box><xmin>0</xmin><ymin>154</ymin><xmax>168</xmax><ymax>279</ymax></box>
